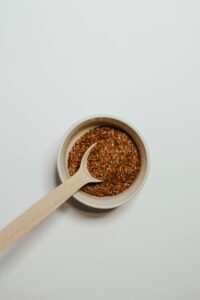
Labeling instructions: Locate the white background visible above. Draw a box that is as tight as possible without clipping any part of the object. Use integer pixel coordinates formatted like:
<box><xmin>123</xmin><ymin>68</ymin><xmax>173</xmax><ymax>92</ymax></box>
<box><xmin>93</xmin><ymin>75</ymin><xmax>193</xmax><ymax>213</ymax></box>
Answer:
<box><xmin>0</xmin><ymin>0</ymin><xmax>200</xmax><ymax>299</ymax></box>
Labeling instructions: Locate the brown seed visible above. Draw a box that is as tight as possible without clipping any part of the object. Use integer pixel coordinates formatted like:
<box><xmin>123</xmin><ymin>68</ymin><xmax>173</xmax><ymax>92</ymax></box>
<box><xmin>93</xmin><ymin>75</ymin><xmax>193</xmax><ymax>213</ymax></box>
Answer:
<box><xmin>67</xmin><ymin>126</ymin><xmax>140</xmax><ymax>197</ymax></box>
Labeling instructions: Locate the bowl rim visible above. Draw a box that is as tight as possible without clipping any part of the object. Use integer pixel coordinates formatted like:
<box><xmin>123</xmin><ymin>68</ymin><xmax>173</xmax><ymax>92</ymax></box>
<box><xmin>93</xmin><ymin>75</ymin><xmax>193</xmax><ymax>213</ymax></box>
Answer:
<box><xmin>57</xmin><ymin>114</ymin><xmax>150</xmax><ymax>209</ymax></box>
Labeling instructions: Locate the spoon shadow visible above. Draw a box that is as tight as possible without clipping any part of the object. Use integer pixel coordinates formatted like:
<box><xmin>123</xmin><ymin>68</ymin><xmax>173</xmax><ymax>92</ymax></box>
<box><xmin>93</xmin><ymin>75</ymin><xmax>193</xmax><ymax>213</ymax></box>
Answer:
<box><xmin>0</xmin><ymin>166</ymin><xmax>114</xmax><ymax>271</ymax></box>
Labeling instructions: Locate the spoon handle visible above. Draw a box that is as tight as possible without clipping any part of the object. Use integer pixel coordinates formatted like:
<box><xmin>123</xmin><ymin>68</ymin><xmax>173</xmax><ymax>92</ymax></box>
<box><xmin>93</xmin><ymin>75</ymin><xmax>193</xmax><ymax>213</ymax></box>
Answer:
<box><xmin>0</xmin><ymin>171</ymin><xmax>87</xmax><ymax>251</ymax></box>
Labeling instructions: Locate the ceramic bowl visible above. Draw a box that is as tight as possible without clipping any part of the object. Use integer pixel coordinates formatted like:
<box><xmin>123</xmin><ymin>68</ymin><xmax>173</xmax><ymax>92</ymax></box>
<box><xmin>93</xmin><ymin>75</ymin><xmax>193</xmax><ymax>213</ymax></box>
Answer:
<box><xmin>57</xmin><ymin>115</ymin><xmax>149</xmax><ymax>209</ymax></box>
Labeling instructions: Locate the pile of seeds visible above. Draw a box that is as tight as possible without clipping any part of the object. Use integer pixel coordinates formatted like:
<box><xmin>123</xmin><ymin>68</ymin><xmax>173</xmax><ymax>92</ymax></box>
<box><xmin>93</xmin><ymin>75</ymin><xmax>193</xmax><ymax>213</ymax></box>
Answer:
<box><xmin>67</xmin><ymin>126</ymin><xmax>140</xmax><ymax>197</ymax></box>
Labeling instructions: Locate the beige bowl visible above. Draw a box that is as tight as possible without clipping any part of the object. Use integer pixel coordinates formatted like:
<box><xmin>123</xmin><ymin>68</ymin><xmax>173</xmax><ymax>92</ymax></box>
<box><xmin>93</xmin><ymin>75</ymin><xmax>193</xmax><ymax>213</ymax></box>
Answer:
<box><xmin>57</xmin><ymin>115</ymin><xmax>149</xmax><ymax>209</ymax></box>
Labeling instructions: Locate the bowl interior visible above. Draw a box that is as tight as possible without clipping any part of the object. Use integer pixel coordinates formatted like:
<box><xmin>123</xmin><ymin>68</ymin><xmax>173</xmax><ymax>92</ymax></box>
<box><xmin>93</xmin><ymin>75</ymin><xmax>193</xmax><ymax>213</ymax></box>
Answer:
<box><xmin>57</xmin><ymin>116</ymin><xmax>149</xmax><ymax>209</ymax></box>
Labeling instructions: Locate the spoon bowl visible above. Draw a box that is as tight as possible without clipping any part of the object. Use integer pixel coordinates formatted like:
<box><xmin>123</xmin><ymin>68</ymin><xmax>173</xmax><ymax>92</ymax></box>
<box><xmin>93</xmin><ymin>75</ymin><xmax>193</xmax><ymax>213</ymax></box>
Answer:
<box><xmin>79</xmin><ymin>143</ymin><xmax>102</xmax><ymax>183</ymax></box>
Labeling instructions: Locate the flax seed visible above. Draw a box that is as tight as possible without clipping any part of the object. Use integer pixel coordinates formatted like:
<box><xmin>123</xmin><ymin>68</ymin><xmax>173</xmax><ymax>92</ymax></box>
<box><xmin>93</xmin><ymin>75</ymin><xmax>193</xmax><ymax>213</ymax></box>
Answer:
<box><xmin>67</xmin><ymin>126</ymin><xmax>140</xmax><ymax>197</ymax></box>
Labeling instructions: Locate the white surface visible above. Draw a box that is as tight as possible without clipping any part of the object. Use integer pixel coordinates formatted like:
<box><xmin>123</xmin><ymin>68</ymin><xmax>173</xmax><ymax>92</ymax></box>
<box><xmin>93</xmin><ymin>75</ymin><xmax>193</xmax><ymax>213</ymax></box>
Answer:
<box><xmin>0</xmin><ymin>0</ymin><xmax>200</xmax><ymax>299</ymax></box>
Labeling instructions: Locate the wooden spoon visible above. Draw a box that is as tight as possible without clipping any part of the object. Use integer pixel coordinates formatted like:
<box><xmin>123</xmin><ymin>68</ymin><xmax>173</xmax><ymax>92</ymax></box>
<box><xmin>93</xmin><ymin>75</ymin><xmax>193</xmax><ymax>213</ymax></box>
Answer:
<box><xmin>0</xmin><ymin>144</ymin><xmax>100</xmax><ymax>251</ymax></box>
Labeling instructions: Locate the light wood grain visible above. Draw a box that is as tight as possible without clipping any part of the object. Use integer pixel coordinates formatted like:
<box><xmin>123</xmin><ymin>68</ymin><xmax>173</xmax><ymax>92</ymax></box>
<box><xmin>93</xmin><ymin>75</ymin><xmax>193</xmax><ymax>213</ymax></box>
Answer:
<box><xmin>0</xmin><ymin>144</ymin><xmax>99</xmax><ymax>251</ymax></box>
